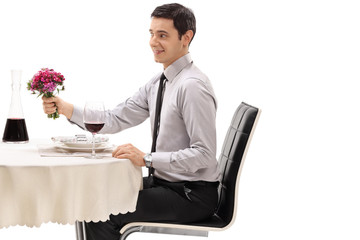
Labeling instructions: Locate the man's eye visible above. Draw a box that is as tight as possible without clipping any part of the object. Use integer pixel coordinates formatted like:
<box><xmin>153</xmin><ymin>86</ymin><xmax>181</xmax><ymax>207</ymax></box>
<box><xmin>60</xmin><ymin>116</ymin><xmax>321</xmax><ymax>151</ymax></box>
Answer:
<box><xmin>160</xmin><ymin>34</ymin><xmax>166</xmax><ymax>38</ymax></box>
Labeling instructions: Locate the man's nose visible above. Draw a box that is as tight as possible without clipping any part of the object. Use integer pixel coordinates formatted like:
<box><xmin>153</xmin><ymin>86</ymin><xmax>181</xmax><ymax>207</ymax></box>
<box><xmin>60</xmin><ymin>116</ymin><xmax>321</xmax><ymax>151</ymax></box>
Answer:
<box><xmin>149</xmin><ymin>36</ymin><xmax>159</xmax><ymax>47</ymax></box>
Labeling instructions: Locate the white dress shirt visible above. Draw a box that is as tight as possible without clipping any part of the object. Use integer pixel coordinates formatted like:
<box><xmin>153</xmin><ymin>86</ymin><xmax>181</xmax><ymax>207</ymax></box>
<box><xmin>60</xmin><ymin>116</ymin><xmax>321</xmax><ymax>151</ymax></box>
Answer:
<box><xmin>70</xmin><ymin>53</ymin><xmax>220</xmax><ymax>182</ymax></box>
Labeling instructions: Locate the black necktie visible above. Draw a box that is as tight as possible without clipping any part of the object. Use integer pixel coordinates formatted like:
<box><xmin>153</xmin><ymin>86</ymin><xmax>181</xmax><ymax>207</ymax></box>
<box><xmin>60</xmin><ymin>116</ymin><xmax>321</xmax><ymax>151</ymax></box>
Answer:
<box><xmin>149</xmin><ymin>73</ymin><xmax>166</xmax><ymax>175</ymax></box>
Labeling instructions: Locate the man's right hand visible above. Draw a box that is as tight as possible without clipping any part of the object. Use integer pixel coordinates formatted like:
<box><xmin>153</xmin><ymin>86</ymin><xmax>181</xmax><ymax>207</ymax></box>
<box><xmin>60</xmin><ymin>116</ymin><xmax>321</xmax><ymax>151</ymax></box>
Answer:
<box><xmin>42</xmin><ymin>96</ymin><xmax>74</xmax><ymax>119</ymax></box>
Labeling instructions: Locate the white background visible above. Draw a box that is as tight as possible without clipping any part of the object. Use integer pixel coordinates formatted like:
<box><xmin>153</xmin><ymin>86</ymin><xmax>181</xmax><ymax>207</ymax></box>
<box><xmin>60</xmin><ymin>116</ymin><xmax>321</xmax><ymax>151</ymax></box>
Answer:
<box><xmin>1</xmin><ymin>0</ymin><xmax>360</xmax><ymax>239</ymax></box>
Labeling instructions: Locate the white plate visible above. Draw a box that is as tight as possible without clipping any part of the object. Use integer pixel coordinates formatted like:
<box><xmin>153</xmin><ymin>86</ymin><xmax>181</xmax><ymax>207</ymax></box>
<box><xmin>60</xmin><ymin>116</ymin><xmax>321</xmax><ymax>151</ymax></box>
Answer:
<box><xmin>52</xmin><ymin>135</ymin><xmax>109</xmax><ymax>147</ymax></box>
<box><xmin>63</xmin><ymin>142</ymin><xmax>104</xmax><ymax>148</ymax></box>
<box><xmin>55</xmin><ymin>143</ymin><xmax>114</xmax><ymax>152</ymax></box>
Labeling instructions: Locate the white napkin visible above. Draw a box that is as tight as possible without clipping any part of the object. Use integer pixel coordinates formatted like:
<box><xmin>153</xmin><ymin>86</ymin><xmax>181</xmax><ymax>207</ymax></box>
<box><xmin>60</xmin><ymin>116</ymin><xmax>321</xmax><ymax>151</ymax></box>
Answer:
<box><xmin>38</xmin><ymin>144</ymin><xmax>114</xmax><ymax>157</ymax></box>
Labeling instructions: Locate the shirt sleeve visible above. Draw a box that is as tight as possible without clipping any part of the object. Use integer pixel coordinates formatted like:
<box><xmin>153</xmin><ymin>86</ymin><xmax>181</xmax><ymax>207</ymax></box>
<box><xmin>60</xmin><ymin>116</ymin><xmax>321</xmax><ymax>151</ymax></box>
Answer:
<box><xmin>152</xmin><ymin>78</ymin><xmax>218</xmax><ymax>174</ymax></box>
<box><xmin>69</xmin><ymin>82</ymin><xmax>151</xmax><ymax>134</ymax></box>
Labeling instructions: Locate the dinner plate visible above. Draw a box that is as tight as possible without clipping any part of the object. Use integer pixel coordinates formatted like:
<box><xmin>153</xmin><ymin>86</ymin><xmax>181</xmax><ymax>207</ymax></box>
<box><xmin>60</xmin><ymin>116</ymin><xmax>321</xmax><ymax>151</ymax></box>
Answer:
<box><xmin>52</xmin><ymin>135</ymin><xmax>109</xmax><ymax>148</ymax></box>
<box><xmin>62</xmin><ymin>142</ymin><xmax>104</xmax><ymax>148</ymax></box>
<box><xmin>55</xmin><ymin>143</ymin><xmax>114</xmax><ymax>152</ymax></box>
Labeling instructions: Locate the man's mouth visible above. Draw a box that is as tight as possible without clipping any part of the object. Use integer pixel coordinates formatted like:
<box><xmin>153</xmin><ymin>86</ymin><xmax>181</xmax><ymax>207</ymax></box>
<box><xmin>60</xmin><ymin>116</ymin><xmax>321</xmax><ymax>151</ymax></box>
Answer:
<box><xmin>153</xmin><ymin>49</ymin><xmax>165</xmax><ymax>55</ymax></box>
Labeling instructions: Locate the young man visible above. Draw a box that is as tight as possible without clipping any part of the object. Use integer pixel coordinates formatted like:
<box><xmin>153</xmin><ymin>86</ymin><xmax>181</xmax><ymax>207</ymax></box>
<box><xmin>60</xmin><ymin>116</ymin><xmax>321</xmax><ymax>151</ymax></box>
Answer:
<box><xmin>43</xmin><ymin>3</ymin><xmax>220</xmax><ymax>240</ymax></box>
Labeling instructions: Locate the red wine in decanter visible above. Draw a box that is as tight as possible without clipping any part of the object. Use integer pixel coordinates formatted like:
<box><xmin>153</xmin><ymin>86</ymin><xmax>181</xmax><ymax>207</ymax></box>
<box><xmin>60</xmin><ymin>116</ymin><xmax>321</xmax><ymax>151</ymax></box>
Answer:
<box><xmin>2</xmin><ymin>118</ymin><xmax>29</xmax><ymax>143</ymax></box>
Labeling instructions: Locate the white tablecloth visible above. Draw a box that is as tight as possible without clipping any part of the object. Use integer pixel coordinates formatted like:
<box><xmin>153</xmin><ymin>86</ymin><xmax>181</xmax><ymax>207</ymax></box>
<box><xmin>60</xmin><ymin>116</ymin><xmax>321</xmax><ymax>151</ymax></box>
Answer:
<box><xmin>0</xmin><ymin>139</ymin><xmax>142</xmax><ymax>228</ymax></box>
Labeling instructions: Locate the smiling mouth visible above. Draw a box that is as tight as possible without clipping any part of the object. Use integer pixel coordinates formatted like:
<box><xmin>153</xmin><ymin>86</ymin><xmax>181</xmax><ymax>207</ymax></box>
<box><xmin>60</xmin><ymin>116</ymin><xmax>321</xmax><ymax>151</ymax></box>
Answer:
<box><xmin>153</xmin><ymin>49</ymin><xmax>165</xmax><ymax>55</ymax></box>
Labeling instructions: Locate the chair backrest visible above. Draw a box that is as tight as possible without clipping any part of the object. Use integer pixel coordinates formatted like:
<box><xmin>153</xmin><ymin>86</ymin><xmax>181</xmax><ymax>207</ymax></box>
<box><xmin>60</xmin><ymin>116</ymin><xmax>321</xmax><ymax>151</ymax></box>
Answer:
<box><xmin>215</xmin><ymin>102</ymin><xmax>260</xmax><ymax>228</ymax></box>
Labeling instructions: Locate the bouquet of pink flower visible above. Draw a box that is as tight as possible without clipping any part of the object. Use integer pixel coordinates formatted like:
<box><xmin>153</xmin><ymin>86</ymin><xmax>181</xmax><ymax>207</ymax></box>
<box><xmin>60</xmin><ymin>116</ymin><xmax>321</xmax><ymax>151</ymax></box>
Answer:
<box><xmin>27</xmin><ymin>68</ymin><xmax>65</xmax><ymax>119</ymax></box>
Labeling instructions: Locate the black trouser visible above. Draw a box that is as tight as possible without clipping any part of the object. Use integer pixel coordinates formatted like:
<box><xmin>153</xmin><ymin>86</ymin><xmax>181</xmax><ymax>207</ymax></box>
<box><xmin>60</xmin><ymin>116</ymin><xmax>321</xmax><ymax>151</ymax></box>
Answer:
<box><xmin>85</xmin><ymin>176</ymin><xmax>219</xmax><ymax>240</ymax></box>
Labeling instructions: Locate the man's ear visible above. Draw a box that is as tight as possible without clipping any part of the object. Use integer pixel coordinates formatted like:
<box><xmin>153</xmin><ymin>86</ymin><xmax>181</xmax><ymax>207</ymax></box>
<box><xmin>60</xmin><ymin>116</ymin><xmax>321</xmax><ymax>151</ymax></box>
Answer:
<box><xmin>182</xmin><ymin>30</ymin><xmax>194</xmax><ymax>47</ymax></box>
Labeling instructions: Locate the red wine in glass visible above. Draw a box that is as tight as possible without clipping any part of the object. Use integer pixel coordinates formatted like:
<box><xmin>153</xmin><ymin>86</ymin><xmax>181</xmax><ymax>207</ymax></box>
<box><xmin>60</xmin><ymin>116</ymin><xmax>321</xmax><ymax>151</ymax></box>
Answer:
<box><xmin>83</xmin><ymin>101</ymin><xmax>105</xmax><ymax>159</ymax></box>
<box><xmin>2</xmin><ymin>118</ymin><xmax>29</xmax><ymax>143</ymax></box>
<box><xmin>84</xmin><ymin>122</ymin><xmax>105</xmax><ymax>134</ymax></box>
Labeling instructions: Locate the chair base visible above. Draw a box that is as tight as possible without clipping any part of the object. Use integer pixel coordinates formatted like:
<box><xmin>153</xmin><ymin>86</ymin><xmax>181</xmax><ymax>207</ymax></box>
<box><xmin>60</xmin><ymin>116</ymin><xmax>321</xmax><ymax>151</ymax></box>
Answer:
<box><xmin>120</xmin><ymin>225</ymin><xmax>208</xmax><ymax>240</ymax></box>
<box><xmin>75</xmin><ymin>221</ymin><xmax>210</xmax><ymax>240</ymax></box>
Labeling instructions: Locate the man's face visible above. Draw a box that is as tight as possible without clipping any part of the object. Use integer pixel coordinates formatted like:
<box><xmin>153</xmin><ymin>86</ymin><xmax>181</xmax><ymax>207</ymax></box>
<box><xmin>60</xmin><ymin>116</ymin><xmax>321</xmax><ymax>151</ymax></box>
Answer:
<box><xmin>149</xmin><ymin>17</ymin><xmax>189</xmax><ymax>69</ymax></box>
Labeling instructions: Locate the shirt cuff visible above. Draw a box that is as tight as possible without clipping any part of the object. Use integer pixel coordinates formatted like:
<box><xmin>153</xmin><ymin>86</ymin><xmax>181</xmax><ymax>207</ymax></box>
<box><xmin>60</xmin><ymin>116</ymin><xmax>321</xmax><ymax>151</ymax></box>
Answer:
<box><xmin>151</xmin><ymin>152</ymin><xmax>172</xmax><ymax>171</ymax></box>
<box><xmin>69</xmin><ymin>105</ymin><xmax>84</xmax><ymax>129</ymax></box>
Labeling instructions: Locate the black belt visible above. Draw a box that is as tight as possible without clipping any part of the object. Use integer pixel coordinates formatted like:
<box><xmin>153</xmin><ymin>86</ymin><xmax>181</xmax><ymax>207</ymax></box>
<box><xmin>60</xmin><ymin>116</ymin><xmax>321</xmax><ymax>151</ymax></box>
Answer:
<box><xmin>153</xmin><ymin>177</ymin><xmax>219</xmax><ymax>189</ymax></box>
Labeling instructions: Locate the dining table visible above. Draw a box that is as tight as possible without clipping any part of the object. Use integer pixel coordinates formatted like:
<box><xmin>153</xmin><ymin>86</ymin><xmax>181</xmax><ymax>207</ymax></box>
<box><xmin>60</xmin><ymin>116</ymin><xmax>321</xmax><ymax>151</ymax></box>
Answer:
<box><xmin>0</xmin><ymin>138</ymin><xmax>143</xmax><ymax>239</ymax></box>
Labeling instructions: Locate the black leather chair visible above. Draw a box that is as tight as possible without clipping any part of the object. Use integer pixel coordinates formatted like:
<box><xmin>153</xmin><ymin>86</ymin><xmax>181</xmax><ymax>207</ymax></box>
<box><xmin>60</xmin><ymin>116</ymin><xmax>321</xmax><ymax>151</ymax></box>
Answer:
<box><xmin>119</xmin><ymin>102</ymin><xmax>261</xmax><ymax>240</ymax></box>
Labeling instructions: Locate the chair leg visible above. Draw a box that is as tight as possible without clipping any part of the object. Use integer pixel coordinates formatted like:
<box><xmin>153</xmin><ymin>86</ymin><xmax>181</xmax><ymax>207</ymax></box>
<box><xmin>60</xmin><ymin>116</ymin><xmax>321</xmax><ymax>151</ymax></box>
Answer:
<box><xmin>120</xmin><ymin>226</ymin><xmax>142</xmax><ymax>240</ymax></box>
<box><xmin>141</xmin><ymin>226</ymin><xmax>208</xmax><ymax>237</ymax></box>
<box><xmin>120</xmin><ymin>225</ymin><xmax>208</xmax><ymax>240</ymax></box>
<box><xmin>75</xmin><ymin>221</ymin><xmax>87</xmax><ymax>240</ymax></box>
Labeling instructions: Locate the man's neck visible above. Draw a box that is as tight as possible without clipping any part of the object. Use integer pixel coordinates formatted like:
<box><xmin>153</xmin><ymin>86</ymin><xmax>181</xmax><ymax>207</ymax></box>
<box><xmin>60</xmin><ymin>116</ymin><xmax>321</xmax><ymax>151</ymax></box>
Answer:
<box><xmin>163</xmin><ymin>51</ymin><xmax>189</xmax><ymax>69</ymax></box>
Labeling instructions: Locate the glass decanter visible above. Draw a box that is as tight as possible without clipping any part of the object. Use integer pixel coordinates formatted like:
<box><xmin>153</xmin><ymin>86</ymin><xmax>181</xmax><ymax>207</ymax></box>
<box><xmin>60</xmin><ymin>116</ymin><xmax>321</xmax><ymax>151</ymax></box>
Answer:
<box><xmin>2</xmin><ymin>70</ymin><xmax>29</xmax><ymax>143</ymax></box>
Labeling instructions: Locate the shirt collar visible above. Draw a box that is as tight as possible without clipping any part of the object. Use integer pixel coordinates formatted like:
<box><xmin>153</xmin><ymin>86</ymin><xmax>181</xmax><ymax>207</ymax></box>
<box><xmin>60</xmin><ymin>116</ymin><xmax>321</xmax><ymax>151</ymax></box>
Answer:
<box><xmin>163</xmin><ymin>53</ymin><xmax>193</xmax><ymax>83</ymax></box>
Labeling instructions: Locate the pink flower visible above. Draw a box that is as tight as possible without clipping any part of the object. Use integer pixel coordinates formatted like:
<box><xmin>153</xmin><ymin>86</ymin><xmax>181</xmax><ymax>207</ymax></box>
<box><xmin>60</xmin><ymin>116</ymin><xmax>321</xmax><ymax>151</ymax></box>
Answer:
<box><xmin>27</xmin><ymin>68</ymin><xmax>66</xmax><ymax>119</ymax></box>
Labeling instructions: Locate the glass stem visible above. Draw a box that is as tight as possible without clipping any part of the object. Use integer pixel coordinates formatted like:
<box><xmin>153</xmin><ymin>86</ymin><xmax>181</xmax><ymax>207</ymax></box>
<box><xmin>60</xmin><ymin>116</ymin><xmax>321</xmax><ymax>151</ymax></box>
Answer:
<box><xmin>91</xmin><ymin>133</ymin><xmax>96</xmax><ymax>158</ymax></box>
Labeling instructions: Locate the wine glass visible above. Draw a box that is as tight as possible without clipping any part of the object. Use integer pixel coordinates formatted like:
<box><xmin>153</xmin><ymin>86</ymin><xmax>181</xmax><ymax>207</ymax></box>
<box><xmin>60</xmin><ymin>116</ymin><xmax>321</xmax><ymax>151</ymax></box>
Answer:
<box><xmin>83</xmin><ymin>101</ymin><xmax>105</xmax><ymax>159</ymax></box>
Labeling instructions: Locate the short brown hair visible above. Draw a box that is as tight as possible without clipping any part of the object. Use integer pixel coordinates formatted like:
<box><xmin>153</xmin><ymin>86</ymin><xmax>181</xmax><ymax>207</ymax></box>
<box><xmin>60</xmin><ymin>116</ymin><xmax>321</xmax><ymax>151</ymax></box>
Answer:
<box><xmin>151</xmin><ymin>3</ymin><xmax>196</xmax><ymax>44</ymax></box>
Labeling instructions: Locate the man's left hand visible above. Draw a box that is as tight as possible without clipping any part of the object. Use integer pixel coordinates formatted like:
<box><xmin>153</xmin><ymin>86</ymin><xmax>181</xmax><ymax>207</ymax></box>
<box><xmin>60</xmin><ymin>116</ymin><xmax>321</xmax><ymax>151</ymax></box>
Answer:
<box><xmin>112</xmin><ymin>143</ymin><xmax>146</xmax><ymax>167</ymax></box>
